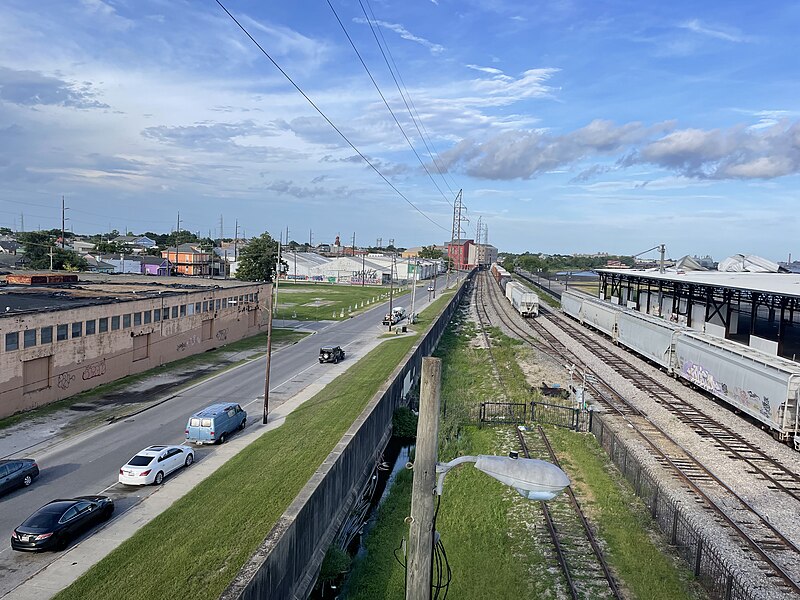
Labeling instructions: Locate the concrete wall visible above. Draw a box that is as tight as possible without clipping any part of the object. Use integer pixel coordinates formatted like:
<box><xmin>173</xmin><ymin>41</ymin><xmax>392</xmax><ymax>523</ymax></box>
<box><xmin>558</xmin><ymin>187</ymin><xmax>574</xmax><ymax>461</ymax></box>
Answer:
<box><xmin>220</xmin><ymin>272</ymin><xmax>474</xmax><ymax>600</ymax></box>
<box><xmin>0</xmin><ymin>283</ymin><xmax>269</xmax><ymax>418</ymax></box>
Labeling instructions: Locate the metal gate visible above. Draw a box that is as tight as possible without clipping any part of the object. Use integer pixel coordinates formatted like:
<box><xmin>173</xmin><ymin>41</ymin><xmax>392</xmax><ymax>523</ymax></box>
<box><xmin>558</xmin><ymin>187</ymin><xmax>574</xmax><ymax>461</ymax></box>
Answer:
<box><xmin>480</xmin><ymin>402</ymin><xmax>527</xmax><ymax>424</ymax></box>
<box><xmin>531</xmin><ymin>399</ymin><xmax>589</xmax><ymax>431</ymax></box>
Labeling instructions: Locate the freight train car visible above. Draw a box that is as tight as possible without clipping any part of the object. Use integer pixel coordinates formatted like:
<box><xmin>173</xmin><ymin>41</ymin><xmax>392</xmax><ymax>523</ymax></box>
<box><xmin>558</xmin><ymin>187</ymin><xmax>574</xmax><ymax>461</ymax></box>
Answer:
<box><xmin>675</xmin><ymin>332</ymin><xmax>800</xmax><ymax>443</ymax></box>
<box><xmin>491</xmin><ymin>263</ymin><xmax>512</xmax><ymax>294</ymax></box>
<box><xmin>617</xmin><ymin>310</ymin><xmax>683</xmax><ymax>370</ymax></box>
<box><xmin>560</xmin><ymin>290</ymin><xmax>800</xmax><ymax>445</ymax></box>
<box><xmin>508</xmin><ymin>282</ymin><xmax>540</xmax><ymax>317</ymax></box>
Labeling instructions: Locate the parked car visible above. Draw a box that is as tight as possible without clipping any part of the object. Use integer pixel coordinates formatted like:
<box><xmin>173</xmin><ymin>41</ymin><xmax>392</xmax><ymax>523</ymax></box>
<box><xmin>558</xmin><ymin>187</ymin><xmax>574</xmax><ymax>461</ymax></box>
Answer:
<box><xmin>11</xmin><ymin>496</ymin><xmax>114</xmax><ymax>552</ymax></box>
<box><xmin>185</xmin><ymin>403</ymin><xmax>246</xmax><ymax>445</ymax></box>
<box><xmin>319</xmin><ymin>345</ymin><xmax>345</xmax><ymax>364</ymax></box>
<box><xmin>118</xmin><ymin>445</ymin><xmax>195</xmax><ymax>486</ymax></box>
<box><xmin>0</xmin><ymin>458</ymin><xmax>39</xmax><ymax>495</ymax></box>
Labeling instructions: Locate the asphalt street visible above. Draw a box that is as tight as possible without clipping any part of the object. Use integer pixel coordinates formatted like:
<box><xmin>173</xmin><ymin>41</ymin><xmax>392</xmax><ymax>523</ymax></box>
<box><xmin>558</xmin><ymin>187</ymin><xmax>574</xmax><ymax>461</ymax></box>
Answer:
<box><xmin>0</xmin><ymin>274</ymin><xmax>461</xmax><ymax>597</ymax></box>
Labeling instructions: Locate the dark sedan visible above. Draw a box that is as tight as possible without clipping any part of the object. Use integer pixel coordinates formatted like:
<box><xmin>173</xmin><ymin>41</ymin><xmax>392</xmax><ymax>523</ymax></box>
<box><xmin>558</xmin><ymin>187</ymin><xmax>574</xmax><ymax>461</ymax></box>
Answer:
<box><xmin>0</xmin><ymin>458</ymin><xmax>39</xmax><ymax>495</ymax></box>
<box><xmin>11</xmin><ymin>496</ymin><xmax>114</xmax><ymax>552</ymax></box>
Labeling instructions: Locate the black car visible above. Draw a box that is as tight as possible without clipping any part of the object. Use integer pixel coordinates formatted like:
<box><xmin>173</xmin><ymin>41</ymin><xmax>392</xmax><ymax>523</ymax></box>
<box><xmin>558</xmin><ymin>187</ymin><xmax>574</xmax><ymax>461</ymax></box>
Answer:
<box><xmin>11</xmin><ymin>496</ymin><xmax>114</xmax><ymax>552</ymax></box>
<box><xmin>319</xmin><ymin>345</ymin><xmax>345</xmax><ymax>364</ymax></box>
<box><xmin>0</xmin><ymin>458</ymin><xmax>39</xmax><ymax>495</ymax></box>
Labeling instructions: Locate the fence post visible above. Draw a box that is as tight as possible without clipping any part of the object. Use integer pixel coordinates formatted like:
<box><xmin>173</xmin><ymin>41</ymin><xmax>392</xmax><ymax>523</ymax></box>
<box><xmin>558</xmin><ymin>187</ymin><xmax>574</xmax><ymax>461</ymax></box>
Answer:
<box><xmin>651</xmin><ymin>488</ymin><xmax>659</xmax><ymax>519</ymax></box>
<box><xmin>671</xmin><ymin>510</ymin><xmax>679</xmax><ymax>545</ymax></box>
<box><xmin>725</xmin><ymin>574</ymin><xmax>733</xmax><ymax>600</ymax></box>
<box><xmin>694</xmin><ymin>538</ymin><xmax>703</xmax><ymax>576</ymax></box>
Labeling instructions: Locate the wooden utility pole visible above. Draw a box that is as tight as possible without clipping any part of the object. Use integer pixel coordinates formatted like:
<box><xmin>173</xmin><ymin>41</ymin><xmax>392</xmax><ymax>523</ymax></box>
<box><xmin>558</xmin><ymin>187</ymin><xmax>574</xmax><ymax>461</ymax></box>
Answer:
<box><xmin>262</xmin><ymin>274</ymin><xmax>274</xmax><ymax>425</ymax></box>
<box><xmin>61</xmin><ymin>195</ymin><xmax>66</xmax><ymax>249</ymax></box>
<box><xmin>406</xmin><ymin>357</ymin><xmax>441</xmax><ymax>600</ymax></box>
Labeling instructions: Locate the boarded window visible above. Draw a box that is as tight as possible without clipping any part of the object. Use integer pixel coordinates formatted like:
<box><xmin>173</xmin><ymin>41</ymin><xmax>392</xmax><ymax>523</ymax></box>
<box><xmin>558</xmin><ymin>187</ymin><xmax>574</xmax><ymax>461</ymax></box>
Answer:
<box><xmin>201</xmin><ymin>319</ymin><xmax>213</xmax><ymax>341</ymax></box>
<box><xmin>23</xmin><ymin>356</ymin><xmax>50</xmax><ymax>393</ymax></box>
<box><xmin>133</xmin><ymin>333</ymin><xmax>150</xmax><ymax>361</ymax></box>
<box><xmin>248</xmin><ymin>310</ymin><xmax>257</xmax><ymax>327</ymax></box>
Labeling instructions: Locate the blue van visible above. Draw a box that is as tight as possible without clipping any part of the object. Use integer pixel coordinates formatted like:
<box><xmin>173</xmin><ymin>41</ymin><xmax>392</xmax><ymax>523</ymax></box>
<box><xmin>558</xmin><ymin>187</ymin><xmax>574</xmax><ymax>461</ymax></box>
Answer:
<box><xmin>185</xmin><ymin>403</ymin><xmax>246</xmax><ymax>445</ymax></box>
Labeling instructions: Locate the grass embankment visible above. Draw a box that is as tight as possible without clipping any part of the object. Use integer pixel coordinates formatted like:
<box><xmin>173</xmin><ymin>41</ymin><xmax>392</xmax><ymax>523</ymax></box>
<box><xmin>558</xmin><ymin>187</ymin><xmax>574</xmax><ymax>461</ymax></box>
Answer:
<box><xmin>276</xmin><ymin>282</ymin><xmax>409</xmax><ymax>320</ymax></box>
<box><xmin>55</xmin><ymin>291</ymin><xmax>456</xmax><ymax>600</ymax></box>
<box><xmin>0</xmin><ymin>329</ymin><xmax>307</xmax><ymax>432</ymax></box>
<box><xmin>345</xmin><ymin>308</ymin><xmax>701</xmax><ymax>599</ymax></box>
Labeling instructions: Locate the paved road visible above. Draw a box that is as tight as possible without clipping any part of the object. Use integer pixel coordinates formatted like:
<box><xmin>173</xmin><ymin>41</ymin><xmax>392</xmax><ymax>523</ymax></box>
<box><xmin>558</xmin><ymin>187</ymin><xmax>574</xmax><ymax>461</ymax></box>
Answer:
<box><xmin>0</xmin><ymin>273</ymin><xmax>462</xmax><ymax>597</ymax></box>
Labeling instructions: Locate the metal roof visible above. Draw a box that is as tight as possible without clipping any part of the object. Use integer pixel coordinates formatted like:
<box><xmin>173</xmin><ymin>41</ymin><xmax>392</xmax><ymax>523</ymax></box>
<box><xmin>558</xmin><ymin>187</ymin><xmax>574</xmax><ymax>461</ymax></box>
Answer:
<box><xmin>596</xmin><ymin>268</ymin><xmax>800</xmax><ymax>298</ymax></box>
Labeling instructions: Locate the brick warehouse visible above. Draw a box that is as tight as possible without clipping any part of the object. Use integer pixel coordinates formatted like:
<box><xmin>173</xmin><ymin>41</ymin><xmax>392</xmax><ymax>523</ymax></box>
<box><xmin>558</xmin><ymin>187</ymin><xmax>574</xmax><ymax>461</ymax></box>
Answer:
<box><xmin>0</xmin><ymin>274</ymin><xmax>270</xmax><ymax>418</ymax></box>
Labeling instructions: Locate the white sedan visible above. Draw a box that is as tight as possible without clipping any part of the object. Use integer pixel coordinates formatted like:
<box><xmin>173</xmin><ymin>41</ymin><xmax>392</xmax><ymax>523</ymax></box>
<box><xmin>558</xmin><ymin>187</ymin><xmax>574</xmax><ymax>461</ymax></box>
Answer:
<box><xmin>118</xmin><ymin>445</ymin><xmax>195</xmax><ymax>486</ymax></box>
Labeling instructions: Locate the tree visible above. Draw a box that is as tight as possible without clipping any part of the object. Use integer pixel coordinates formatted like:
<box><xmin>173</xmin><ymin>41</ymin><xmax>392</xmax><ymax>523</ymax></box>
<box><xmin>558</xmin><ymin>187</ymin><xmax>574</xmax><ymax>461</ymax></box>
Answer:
<box><xmin>94</xmin><ymin>240</ymin><xmax>125</xmax><ymax>254</ymax></box>
<box><xmin>418</xmin><ymin>245</ymin><xmax>443</xmax><ymax>260</ymax></box>
<box><xmin>236</xmin><ymin>231</ymin><xmax>282</xmax><ymax>282</ymax></box>
<box><xmin>17</xmin><ymin>231</ymin><xmax>88</xmax><ymax>271</ymax></box>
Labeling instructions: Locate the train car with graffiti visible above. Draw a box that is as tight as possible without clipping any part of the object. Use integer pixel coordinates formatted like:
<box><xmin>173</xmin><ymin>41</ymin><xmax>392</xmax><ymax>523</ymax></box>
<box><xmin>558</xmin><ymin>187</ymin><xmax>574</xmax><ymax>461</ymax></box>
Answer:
<box><xmin>561</xmin><ymin>290</ymin><xmax>800</xmax><ymax>445</ymax></box>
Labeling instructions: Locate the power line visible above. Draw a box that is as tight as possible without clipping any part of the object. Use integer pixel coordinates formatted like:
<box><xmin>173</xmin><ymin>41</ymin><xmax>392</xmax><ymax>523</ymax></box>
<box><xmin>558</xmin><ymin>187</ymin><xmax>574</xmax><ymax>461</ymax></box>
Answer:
<box><xmin>214</xmin><ymin>0</ymin><xmax>448</xmax><ymax>232</ymax></box>
<box><xmin>326</xmin><ymin>0</ymin><xmax>452</xmax><ymax>207</ymax></box>
<box><xmin>361</xmin><ymin>0</ymin><xmax>460</xmax><ymax>194</ymax></box>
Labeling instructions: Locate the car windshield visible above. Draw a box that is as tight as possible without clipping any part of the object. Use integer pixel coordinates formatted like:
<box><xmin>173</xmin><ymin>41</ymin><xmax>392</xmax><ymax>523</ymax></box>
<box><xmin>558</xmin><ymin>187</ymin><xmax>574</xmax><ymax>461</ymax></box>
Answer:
<box><xmin>127</xmin><ymin>455</ymin><xmax>154</xmax><ymax>467</ymax></box>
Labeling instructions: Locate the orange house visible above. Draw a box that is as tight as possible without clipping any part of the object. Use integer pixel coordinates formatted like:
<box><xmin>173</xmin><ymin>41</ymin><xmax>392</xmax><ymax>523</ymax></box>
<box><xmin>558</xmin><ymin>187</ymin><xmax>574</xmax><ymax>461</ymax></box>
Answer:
<box><xmin>161</xmin><ymin>244</ymin><xmax>212</xmax><ymax>276</ymax></box>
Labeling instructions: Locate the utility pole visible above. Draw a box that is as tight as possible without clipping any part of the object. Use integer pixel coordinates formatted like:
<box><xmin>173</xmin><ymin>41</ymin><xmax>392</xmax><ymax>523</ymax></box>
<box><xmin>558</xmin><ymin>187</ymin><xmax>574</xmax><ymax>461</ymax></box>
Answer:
<box><xmin>387</xmin><ymin>252</ymin><xmax>395</xmax><ymax>330</ymax></box>
<box><xmin>173</xmin><ymin>211</ymin><xmax>181</xmax><ymax>276</ymax></box>
<box><xmin>61</xmin><ymin>195</ymin><xmax>66</xmax><ymax>249</ymax></box>
<box><xmin>309</xmin><ymin>229</ymin><xmax>313</xmax><ymax>250</ymax></box>
<box><xmin>409</xmin><ymin>259</ymin><xmax>418</xmax><ymax>323</ymax></box>
<box><xmin>49</xmin><ymin>246</ymin><xmax>54</xmax><ymax>270</ymax></box>
<box><xmin>446</xmin><ymin>189</ymin><xmax>464</xmax><ymax>288</ymax></box>
<box><xmin>351</xmin><ymin>232</ymin><xmax>356</xmax><ymax>258</ymax></box>
<box><xmin>263</xmin><ymin>240</ymin><xmax>277</xmax><ymax>425</ymax></box>
<box><xmin>19</xmin><ymin>212</ymin><xmax>24</xmax><ymax>233</ymax></box>
<box><xmin>659</xmin><ymin>243</ymin><xmax>666</xmax><ymax>274</ymax></box>
<box><xmin>274</xmin><ymin>231</ymin><xmax>282</xmax><ymax>318</ymax></box>
<box><xmin>406</xmin><ymin>357</ymin><xmax>441</xmax><ymax>600</ymax></box>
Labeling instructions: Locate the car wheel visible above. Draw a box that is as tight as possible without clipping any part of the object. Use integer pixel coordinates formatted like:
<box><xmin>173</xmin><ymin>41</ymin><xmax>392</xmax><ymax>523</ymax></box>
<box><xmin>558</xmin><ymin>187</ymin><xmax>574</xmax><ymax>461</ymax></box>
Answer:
<box><xmin>185</xmin><ymin>453</ymin><xmax>194</xmax><ymax>467</ymax></box>
<box><xmin>102</xmin><ymin>506</ymin><xmax>114</xmax><ymax>521</ymax></box>
<box><xmin>218</xmin><ymin>433</ymin><xmax>226</xmax><ymax>444</ymax></box>
<box><xmin>333</xmin><ymin>357</ymin><xmax>338</xmax><ymax>364</ymax></box>
<box><xmin>239</xmin><ymin>418</ymin><xmax>246</xmax><ymax>431</ymax></box>
<box><xmin>154</xmin><ymin>471</ymin><xmax>164</xmax><ymax>485</ymax></box>
<box><xmin>55</xmin><ymin>534</ymin><xmax>69</xmax><ymax>551</ymax></box>
<box><xmin>22</xmin><ymin>475</ymin><xmax>33</xmax><ymax>487</ymax></box>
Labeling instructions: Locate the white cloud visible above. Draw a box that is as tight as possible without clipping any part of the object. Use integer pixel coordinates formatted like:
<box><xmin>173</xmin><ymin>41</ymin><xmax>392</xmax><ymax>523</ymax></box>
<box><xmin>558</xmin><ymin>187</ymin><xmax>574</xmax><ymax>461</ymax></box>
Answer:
<box><xmin>678</xmin><ymin>19</ymin><xmax>749</xmax><ymax>43</ymax></box>
<box><xmin>353</xmin><ymin>18</ymin><xmax>445</xmax><ymax>54</ymax></box>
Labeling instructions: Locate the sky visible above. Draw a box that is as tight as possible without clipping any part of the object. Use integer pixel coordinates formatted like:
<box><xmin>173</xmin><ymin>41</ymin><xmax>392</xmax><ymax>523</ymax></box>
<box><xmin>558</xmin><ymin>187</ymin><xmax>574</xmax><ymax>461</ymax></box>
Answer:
<box><xmin>1</xmin><ymin>1</ymin><xmax>799</xmax><ymax>262</ymax></box>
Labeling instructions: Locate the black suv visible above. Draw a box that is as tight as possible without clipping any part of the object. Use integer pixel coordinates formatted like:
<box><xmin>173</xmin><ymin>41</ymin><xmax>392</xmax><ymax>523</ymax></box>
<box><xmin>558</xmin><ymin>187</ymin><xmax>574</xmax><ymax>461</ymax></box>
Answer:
<box><xmin>319</xmin><ymin>346</ymin><xmax>345</xmax><ymax>364</ymax></box>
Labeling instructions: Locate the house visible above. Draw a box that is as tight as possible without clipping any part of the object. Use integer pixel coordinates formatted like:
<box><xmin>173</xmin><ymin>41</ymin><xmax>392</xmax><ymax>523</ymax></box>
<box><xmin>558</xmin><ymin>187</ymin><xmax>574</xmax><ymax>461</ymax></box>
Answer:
<box><xmin>446</xmin><ymin>239</ymin><xmax>474</xmax><ymax>270</ymax></box>
<box><xmin>84</xmin><ymin>255</ymin><xmax>116</xmax><ymax>273</ymax></box>
<box><xmin>161</xmin><ymin>244</ymin><xmax>212</xmax><ymax>276</ymax></box>
<box><xmin>97</xmin><ymin>254</ymin><xmax>142</xmax><ymax>274</ymax></box>
<box><xmin>0</xmin><ymin>240</ymin><xmax>20</xmax><ymax>254</ymax></box>
<box><xmin>72</xmin><ymin>240</ymin><xmax>96</xmax><ymax>255</ymax></box>
<box><xmin>139</xmin><ymin>256</ymin><xmax>172</xmax><ymax>276</ymax></box>
<box><xmin>112</xmin><ymin>235</ymin><xmax>156</xmax><ymax>249</ymax></box>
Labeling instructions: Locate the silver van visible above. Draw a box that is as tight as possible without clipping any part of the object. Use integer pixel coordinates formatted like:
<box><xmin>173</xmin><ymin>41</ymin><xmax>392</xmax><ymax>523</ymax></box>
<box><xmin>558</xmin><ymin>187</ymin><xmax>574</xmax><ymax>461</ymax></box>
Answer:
<box><xmin>185</xmin><ymin>403</ymin><xmax>246</xmax><ymax>445</ymax></box>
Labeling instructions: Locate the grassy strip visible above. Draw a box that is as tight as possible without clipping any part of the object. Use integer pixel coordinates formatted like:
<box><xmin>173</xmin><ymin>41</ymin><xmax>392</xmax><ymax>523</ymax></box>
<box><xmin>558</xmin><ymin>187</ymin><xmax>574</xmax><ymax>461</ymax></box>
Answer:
<box><xmin>275</xmin><ymin>282</ymin><xmax>409</xmax><ymax>320</ymax></box>
<box><xmin>0</xmin><ymin>329</ymin><xmax>306</xmax><ymax>432</ymax></box>
<box><xmin>55</xmin><ymin>291</ymin><xmax>457</xmax><ymax>600</ymax></box>
<box><xmin>346</xmin><ymin>312</ymin><xmax>557</xmax><ymax>599</ymax></box>
<box><xmin>546</xmin><ymin>427</ymin><xmax>702</xmax><ymax>599</ymax></box>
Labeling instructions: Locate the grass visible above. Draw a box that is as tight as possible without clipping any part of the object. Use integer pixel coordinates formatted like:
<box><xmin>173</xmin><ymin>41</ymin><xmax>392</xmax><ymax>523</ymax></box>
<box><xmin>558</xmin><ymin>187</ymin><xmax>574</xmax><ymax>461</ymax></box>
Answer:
<box><xmin>0</xmin><ymin>329</ymin><xmax>307</xmax><ymax>432</ymax></box>
<box><xmin>343</xmin><ymin>299</ymin><xmax>701</xmax><ymax>600</ymax></box>
<box><xmin>54</xmin><ymin>290</ymin><xmax>457</xmax><ymax>600</ymax></box>
<box><xmin>275</xmin><ymin>282</ymin><xmax>408</xmax><ymax>320</ymax></box>
<box><xmin>546</xmin><ymin>427</ymin><xmax>702</xmax><ymax>599</ymax></box>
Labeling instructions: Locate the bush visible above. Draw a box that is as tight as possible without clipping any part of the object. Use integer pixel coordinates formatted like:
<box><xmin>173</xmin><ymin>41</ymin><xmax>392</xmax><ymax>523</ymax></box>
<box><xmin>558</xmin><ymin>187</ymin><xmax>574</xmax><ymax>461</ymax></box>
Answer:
<box><xmin>392</xmin><ymin>406</ymin><xmax>418</xmax><ymax>439</ymax></box>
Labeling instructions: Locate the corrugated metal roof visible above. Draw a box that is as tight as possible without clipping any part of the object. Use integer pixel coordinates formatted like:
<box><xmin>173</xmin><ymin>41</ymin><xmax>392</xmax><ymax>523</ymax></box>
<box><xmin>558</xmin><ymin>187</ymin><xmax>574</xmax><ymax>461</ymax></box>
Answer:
<box><xmin>596</xmin><ymin>268</ymin><xmax>800</xmax><ymax>298</ymax></box>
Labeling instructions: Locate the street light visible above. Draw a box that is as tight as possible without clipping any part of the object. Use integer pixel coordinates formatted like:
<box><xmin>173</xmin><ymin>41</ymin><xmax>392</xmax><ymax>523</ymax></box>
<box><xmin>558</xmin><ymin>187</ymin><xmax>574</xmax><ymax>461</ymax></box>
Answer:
<box><xmin>406</xmin><ymin>358</ymin><xmax>570</xmax><ymax>600</ymax></box>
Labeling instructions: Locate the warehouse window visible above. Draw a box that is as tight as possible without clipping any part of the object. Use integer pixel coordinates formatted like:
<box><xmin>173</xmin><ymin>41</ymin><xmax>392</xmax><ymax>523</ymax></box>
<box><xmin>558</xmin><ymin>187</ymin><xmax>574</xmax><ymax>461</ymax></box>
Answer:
<box><xmin>123</xmin><ymin>314</ymin><xmax>131</xmax><ymax>328</ymax></box>
<box><xmin>86</xmin><ymin>320</ymin><xmax>96</xmax><ymax>335</ymax></box>
<box><xmin>24</xmin><ymin>330</ymin><xmax>36</xmax><ymax>348</ymax></box>
<box><xmin>72</xmin><ymin>322</ymin><xmax>82</xmax><ymax>338</ymax></box>
<box><xmin>57</xmin><ymin>324</ymin><xmax>68</xmax><ymax>341</ymax></box>
<box><xmin>154</xmin><ymin>308</ymin><xmax>161</xmax><ymax>322</ymax></box>
<box><xmin>99</xmin><ymin>318</ymin><xmax>108</xmax><ymax>333</ymax></box>
<box><xmin>41</xmin><ymin>326</ymin><xmax>53</xmax><ymax>344</ymax></box>
<box><xmin>111</xmin><ymin>315</ymin><xmax>120</xmax><ymax>330</ymax></box>
<box><xmin>134</xmin><ymin>312</ymin><xmax>142</xmax><ymax>326</ymax></box>
<box><xmin>187</xmin><ymin>304</ymin><xmax>194</xmax><ymax>316</ymax></box>
<box><xmin>162</xmin><ymin>307</ymin><xmax>170</xmax><ymax>320</ymax></box>
<box><xmin>143</xmin><ymin>310</ymin><xmax>151</xmax><ymax>324</ymax></box>
<box><xmin>202</xmin><ymin>301</ymin><xmax>208</xmax><ymax>312</ymax></box>
<box><xmin>5</xmin><ymin>332</ymin><xmax>19</xmax><ymax>351</ymax></box>
<box><xmin>180</xmin><ymin>304</ymin><xmax>186</xmax><ymax>317</ymax></box>
<box><xmin>216</xmin><ymin>299</ymin><xmax>221</xmax><ymax>311</ymax></box>
<box><xmin>195</xmin><ymin>302</ymin><xmax>201</xmax><ymax>313</ymax></box>
<box><xmin>171</xmin><ymin>306</ymin><xmax>178</xmax><ymax>319</ymax></box>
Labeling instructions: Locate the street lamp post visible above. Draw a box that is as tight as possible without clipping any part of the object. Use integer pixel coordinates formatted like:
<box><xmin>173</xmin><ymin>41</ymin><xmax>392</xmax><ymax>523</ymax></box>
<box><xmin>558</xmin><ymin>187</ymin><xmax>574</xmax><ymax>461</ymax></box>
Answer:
<box><xmin>406</xmin><ymin>358</ymin><xmax>571</xmax><ymax>600</ymax></box>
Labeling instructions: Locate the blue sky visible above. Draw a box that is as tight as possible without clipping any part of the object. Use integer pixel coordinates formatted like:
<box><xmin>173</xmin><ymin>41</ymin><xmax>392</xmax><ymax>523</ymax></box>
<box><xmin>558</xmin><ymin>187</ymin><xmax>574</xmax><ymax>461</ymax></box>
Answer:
<box><xmin>1</xmin><ymin>1</ymin><xmax>799</xmax><ymax>261</ymax></box>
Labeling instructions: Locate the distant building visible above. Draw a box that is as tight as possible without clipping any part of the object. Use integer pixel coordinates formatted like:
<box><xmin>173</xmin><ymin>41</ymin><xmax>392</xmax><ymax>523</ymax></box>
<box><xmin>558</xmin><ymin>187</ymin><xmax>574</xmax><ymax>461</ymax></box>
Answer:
<box><xmin>84</xmin><ymin>256</ymin><xmax>116</xmax><ymax>273</ymax></box>
<box><xmin>112</xmin><ymin>235</ymin><xmax>156</xmax><ymax>249</ymax></box>
<box><xmin>161</xmin><ymin>244</ymin><xmax>212</xmax><ymax>276</ymax></box>
<box><xmin>468</xmin><ymin>243</ymin><xmax>498</xmax><ymax>267</ymax></box>
<box><xmin>0</xmin><ymin>240</ymin><xmax>20</xmax><ymax>254</ymax></box>
<box><xmin>446</xmin><ymin>239</ymin><xmax>474</xmax><ymax>269</ymax></box>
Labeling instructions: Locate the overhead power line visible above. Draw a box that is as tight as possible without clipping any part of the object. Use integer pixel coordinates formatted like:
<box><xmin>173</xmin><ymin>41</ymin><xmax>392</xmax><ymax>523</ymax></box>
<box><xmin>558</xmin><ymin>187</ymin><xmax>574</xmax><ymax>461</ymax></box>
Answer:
<box><xmin>326</xmin><ymin>0</ymin><xmax>452</xmax><ymax>207</ymax></box>
<box><xmin>215</xmin><ymin>0</ymin><xmax>449</xmax><ymax>232</ymax></box>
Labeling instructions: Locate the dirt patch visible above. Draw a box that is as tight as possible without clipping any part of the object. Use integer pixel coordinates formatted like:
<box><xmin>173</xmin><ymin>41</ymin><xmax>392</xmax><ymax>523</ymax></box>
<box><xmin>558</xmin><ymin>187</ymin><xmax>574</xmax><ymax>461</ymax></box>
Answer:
<box><xmin>304</xmin><ymin>299</ymin><xmax>334</xmax><ymax>307</ymax></box>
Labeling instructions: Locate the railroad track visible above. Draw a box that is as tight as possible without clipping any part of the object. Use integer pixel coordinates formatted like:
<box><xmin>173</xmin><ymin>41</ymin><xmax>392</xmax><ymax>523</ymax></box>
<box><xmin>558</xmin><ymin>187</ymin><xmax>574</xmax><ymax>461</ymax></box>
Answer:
<box><xmin>472</xmin><ymin>274</ymin><xmax>621</xmax><ymax>599</ymax></box>
<box><xmin>478</xmin><ymin>271</ymin><xmax>800</xmax><ymax>597</ymax></box>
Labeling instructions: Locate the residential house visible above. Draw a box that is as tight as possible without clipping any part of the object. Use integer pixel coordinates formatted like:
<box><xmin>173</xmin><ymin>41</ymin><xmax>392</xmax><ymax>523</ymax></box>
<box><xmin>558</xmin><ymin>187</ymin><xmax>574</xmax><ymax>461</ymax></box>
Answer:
<box><xmin>0</xmin><ymin>240</ymin><xmax>20</xmax><ymax>254</ymax></box>
<box><xmin>140</xmin><ymin>256</ymin><xmax>171</xmax><ymax>276</ymax></box>
<box><xmin>98</xmin><ymin>254</ymin><xmax>142</xmax><ymax>274</ymax></box>
<box><xmin>84</xmin><ymin>255</ymin><xmax>116</xmax><ymax>273</ymax></box>
<box><xmin>161</xmin><ymin>244</ymin><xmax>212</xmax><ymax>276</ymax></box>
<box><xmin>112</xmin><ymin>235</ymin><xmax>156</xmax><ymax>249</ymax></box>
<box><xmin>72</xmin><ymin>240</ymin><xmax>96</xmax><ymax>255</ymax></box>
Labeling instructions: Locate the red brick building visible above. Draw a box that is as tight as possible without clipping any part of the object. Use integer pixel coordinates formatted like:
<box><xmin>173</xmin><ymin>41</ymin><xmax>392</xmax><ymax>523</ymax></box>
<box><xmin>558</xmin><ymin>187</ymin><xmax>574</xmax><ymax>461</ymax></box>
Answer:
<box><xmin>446</xmin><ymin>239</ymin><xmax>474</xmax><ymax>270</ymax></box>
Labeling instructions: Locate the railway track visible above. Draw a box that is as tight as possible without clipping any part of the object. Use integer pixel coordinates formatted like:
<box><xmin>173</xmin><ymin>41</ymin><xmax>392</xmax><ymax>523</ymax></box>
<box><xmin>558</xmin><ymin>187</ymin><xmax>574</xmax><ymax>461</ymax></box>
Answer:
<box><xmin>478</xmin><ymin>270</ymin><xmax>800</xmax><ymax>597</ymax></box>
<box><xmin>472</xmin><ymin>274</ymin><xmax>621</xmax><ymax>599</ymax></box>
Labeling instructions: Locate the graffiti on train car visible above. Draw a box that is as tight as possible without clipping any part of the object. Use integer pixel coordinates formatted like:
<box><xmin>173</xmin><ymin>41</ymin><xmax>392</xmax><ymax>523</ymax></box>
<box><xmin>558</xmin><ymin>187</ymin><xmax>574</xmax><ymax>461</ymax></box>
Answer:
<box><xmin>680</xmin><ymin>360</ymin><xmax>727</xmax><ymax>396</ymax></box>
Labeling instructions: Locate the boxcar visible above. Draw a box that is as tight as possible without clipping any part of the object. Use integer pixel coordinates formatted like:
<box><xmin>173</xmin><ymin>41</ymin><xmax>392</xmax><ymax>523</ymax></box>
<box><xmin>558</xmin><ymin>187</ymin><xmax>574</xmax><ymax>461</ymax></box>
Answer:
<box><xmin>580</xmin><ymin>297</ymin><xmax>621</xmax><ymax>340</ymax></box>
<box><xmin>617</xmin><ymin>310</ymin><xmax>683</xmax><ymax>371</ymax></box>
<box><xmin>561</xmin><ymin>290</ymin><xmax>584</xmax><ymax>321</ymax></box>
<box><xmin>674</xmin><ymin>332</ymin><xmax>800</xmax><ymax>440</ymax></box>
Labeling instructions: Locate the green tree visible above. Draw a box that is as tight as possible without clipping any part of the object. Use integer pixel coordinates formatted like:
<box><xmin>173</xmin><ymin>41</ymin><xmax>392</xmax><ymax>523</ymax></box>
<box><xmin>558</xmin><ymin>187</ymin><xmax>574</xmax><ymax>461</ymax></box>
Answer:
<box><xmin>17</xmin><ymin>231</ymin><xmax>88</xmax><ymax>270</ymax></box>
<box><xmin>94</xmin><ymin>240</ymin><xmax>125</xmax><ymax>254</ymax></box>
<box><xmin>235</xmin><ymin>231</ymin><xmax>282</xmax><ymax>282</ymax></box>
<box><xmin>418</xmin><ymin>245</ymin><xmax>443</xmax><ymax>260</ymax></box>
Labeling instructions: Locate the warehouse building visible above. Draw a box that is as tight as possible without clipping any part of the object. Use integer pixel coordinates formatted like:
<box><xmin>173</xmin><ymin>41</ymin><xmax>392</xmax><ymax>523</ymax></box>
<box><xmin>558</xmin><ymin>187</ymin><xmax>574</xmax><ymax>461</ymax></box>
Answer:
<box><xmin>0</xmin><ymin>274</ymin><xmax>269</xmax><ymax>418</ymax></box>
